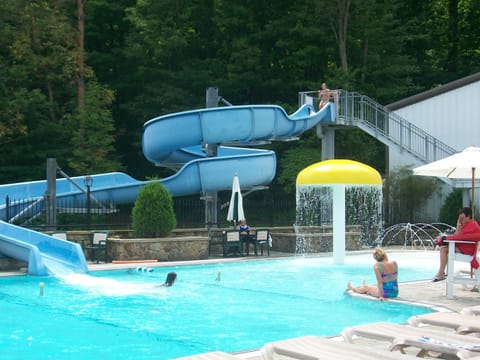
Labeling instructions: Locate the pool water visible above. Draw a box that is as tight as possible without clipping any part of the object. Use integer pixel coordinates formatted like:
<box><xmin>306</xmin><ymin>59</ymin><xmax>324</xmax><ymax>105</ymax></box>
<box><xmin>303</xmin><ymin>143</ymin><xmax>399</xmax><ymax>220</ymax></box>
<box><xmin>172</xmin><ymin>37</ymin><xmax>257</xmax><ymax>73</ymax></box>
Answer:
<box><xmin>1</xmin><ymin>252</ymin><xmax>436</xmax><ymax>360</ymax></box>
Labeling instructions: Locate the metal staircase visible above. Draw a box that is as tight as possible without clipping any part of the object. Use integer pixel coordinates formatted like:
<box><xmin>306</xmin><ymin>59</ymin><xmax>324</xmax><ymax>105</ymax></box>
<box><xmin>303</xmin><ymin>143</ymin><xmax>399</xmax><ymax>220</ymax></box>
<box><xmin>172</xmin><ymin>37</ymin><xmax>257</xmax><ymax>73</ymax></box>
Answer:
<box><xmin>299</xmin><ymin>90</ymin><xmax>457</xmax><ymax>165</ymax></box>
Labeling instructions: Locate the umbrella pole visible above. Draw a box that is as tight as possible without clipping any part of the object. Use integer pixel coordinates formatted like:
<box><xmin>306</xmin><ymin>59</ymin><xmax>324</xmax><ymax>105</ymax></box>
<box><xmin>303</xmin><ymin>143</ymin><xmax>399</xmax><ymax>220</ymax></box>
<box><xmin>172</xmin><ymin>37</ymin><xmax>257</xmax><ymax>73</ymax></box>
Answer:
<box><xmin>472</xmin><ymin>168</ymin><xmax>476</xmax><ymax>215</ymax></box>
<box><xmin>469</xmin><ymin>169</ymin><xmax>475</xmax><ymax>281</ymax></box>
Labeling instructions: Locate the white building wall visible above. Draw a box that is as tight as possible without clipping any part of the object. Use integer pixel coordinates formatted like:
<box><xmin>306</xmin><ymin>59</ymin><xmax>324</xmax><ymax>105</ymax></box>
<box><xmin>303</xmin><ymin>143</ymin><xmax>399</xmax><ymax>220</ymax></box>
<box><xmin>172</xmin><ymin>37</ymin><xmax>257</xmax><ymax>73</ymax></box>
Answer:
<box><xmin>387</xmin><ymin>78</ymin><xmax>480</xmax><ymax>222</ymax></box>
<box><xmin>392</xmin><ymin>81</ymin><xmax>480</xmax><ymax>152</ymax></box>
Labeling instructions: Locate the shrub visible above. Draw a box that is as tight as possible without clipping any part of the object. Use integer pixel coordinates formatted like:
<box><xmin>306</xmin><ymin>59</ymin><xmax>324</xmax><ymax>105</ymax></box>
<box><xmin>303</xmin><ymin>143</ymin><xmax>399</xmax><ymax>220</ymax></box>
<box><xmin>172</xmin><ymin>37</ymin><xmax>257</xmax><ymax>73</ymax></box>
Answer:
<box><xmin>383</xmin><ymin>166</ymin><xmax>440</xmax><ymax>224</ymax></box>
<box><xmin>439</xmin><ymin>189</ymin><xmax>463</xmax><ymax>226</ymax></box>
<box><xmin>132</xmin><ymin>182</ymin><xmax>176</xmax><ymax>237</ymax></box>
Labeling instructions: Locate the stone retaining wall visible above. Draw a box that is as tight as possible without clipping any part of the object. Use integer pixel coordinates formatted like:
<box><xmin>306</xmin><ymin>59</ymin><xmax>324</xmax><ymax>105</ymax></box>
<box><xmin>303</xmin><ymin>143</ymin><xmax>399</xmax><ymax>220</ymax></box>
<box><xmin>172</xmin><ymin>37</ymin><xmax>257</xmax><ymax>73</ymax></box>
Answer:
<box><xmin>107</xmin><ymin>236</ymin><xmax>209</xmax><ymax>261</ymax></box>
<box><xmin>0</xmin><ymin>225</ymin><xmax>364</xmax><ymax>270</ymax></box>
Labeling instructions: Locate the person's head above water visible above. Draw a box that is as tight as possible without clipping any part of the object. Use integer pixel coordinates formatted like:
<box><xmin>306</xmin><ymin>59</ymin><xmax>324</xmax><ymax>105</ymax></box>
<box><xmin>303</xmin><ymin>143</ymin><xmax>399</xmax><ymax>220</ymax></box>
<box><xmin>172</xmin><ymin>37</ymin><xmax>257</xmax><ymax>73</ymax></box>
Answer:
<box><xmin>164</xmin><ymin>272</ymin><xmax>177</xmax><ymax>287</ymax></box>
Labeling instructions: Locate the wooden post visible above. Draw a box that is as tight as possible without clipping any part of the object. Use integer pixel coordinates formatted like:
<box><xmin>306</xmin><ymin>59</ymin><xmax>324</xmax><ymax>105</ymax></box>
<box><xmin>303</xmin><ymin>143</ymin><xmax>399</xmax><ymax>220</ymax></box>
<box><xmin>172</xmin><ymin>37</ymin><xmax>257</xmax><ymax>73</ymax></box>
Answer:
<box><xmin>45</xmin><ymin>158</ymin><xmax>57</xmax><ymax>228</ymax></box>
<box><xmin>204</xmin><ymin>87</ymin><xmax>219</xmax><ymax>229</ymax></box>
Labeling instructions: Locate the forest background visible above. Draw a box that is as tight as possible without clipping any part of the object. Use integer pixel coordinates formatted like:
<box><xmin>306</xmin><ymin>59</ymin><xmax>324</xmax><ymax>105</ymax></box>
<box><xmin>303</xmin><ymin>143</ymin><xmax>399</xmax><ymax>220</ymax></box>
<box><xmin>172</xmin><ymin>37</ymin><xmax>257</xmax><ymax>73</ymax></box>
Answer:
<box><xmin>1</xmin><ymin>0</ymin><xmax>479</xmax><ymax>225</ymax></box>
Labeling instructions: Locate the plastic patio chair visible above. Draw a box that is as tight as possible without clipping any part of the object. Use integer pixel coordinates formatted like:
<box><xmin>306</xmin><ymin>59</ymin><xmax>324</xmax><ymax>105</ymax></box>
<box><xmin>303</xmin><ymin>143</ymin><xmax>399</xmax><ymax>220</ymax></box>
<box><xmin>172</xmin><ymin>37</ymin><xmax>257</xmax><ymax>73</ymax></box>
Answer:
<box><xmin>83</xmin><ymin>231</ymin><xmax>108</xmax><ymax>263</ymax></box>
<box><xmin>50</xmin><ymin>231</ymin><xmax>68</xmax><ymax>240</ymax></box>
<box><xmin>222</xmin><ymin>230</ymin><xmax>242</xmax><ymax>257</ymax></box>
<box><xmin>252</xmin><ymin>228</ymin><xmax>270</xmax><ymax>256</ymax></box>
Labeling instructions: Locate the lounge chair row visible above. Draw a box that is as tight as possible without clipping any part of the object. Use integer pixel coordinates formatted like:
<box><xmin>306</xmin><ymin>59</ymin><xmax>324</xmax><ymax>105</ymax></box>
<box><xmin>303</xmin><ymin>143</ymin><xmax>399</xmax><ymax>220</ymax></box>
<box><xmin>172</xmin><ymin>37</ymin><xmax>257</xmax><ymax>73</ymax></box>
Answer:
<box><xmin>342</xmin><ymin>321</ymin><xmax>480</xmax><ymax>359</ymax></box>
<box><xmin>175</xmin><ymin>309</ymin><xmax>480</xmax><ymax>359</ymax></box>
<box><xmin>462</xmin><ymin>305</ymin><xmax>480</xmax><ymax>316</ymax></box>
<box><xmin>409</xmin><ymin>311</ymin><xmax>480</xmax><ymax>335</ymax></box>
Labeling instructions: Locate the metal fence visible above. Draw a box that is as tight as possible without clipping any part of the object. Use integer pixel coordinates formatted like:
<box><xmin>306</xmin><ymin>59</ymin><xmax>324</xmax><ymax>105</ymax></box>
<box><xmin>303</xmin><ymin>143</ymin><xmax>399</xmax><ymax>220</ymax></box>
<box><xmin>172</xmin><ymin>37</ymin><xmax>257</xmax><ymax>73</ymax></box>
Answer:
<box><xmin>3</xmin><ymin>193</ymin><xmax>296</xmax><ymax>230</ymax></box>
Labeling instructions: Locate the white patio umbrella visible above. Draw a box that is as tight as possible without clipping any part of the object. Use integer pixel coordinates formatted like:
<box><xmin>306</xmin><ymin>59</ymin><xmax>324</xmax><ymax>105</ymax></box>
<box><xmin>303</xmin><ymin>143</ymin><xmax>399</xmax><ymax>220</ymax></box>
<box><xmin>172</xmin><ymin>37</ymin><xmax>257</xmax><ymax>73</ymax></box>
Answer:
<box><xmin>413</xmin><ymin>146</ymin><xmax>480</xmax><ymax>212</ymax></box>
<box><xmin>227</xmin><ymin>175</ymin><xmax>245</xmax><ymax>226</ymax></box>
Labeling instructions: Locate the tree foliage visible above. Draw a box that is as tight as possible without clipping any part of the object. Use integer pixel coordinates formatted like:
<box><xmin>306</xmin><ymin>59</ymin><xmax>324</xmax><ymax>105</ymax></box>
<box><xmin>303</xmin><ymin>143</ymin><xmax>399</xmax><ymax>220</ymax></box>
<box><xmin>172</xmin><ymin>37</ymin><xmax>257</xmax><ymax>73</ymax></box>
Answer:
<box><xmin>277</xmin><ymin>145</ymin><xmax>322</xmax><ymax>195</ymax></box>
<box><xmin>439</xmin><ymin>189</ymin><xmax>463</xmax><ymax>226</ymax></box>
<box><xmin>1</xmin><ymin>0</ymin><xmax>479</xmax><ymax>224</ymax></box>
<box><xmin>0</xmin><ymin>0</ymin><xmax>120</xmax><ymax>182</ymax></box>
<box><xmin>132</xmin><ymin>182</ymin><xmax>177</xmax><ymax>237</ymax></box>
<box><xmin>383</xmin><ymin>166</ymin><xmax>440</xmax><ymax>224</ymax></box>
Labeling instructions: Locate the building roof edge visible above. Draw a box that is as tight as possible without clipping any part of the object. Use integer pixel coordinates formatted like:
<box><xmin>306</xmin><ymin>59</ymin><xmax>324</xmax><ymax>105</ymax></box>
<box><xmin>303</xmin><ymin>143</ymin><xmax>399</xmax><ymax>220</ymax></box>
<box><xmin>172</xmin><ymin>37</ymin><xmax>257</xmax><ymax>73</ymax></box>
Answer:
<box><xmin>387</xmin><ymin>72</ymin><xmax>480</xmax><ymax>111</ymax></box>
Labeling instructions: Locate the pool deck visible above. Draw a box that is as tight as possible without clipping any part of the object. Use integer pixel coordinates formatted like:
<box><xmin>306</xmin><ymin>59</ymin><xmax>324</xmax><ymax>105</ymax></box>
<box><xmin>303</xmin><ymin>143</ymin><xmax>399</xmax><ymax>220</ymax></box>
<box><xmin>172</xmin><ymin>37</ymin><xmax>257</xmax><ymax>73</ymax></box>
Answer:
<box><xmin>2</xmin><ymin>248</ymin><xmax>479</xmax><ymax>359</ymax></box>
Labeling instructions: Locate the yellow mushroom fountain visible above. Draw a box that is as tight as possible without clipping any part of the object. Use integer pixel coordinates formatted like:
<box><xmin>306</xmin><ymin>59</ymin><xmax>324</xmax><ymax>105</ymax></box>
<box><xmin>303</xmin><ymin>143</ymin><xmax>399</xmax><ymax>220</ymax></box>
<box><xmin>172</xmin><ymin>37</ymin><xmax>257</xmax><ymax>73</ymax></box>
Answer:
<box><xmin>296</xmin><ymin>159</ymin><xmax>383</xmax><ymax>264</ymax></box>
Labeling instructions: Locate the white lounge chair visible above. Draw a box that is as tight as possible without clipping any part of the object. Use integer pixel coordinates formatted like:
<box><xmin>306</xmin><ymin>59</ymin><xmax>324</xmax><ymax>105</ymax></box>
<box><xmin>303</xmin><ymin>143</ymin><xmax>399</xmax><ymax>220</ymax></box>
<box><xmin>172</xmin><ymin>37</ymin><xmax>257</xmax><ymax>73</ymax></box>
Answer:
<box><xmin>409</xmin><ymin>312</ymin><xmax>480</xmax><ymax>335</ymax></box>
<box><xmin>223</xmin><ymin>230</ymin><xmax>242</xmax><ymax>257</ymax></box>
<box><xmin>260</xmin><ymin>335</ymin><xmax>419</xmax><ymax>360</ymax></box>
<box><xmin>342</xmin><ymin>322</ymin><xmax>480</xmax><ymax>359</ymax></box>
<box><xmin>173</xmin><ymin>351</ymin><xmax>238</xmax><ymax>360</ymax></box>
<box><xmin>462</xmin><ymin>305</ymin><xmax>480</xmax><ymax>316</ymax></box>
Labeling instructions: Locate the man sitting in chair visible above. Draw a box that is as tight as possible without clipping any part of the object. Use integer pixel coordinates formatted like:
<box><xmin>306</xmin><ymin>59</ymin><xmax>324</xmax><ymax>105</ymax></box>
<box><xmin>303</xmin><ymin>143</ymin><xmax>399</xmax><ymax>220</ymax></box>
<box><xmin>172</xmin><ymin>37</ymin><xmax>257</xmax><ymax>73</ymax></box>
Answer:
<box><xmin>238</xmin><ymin>219</ymin><xmax>254</xmax><ymax>255</ymax></box>
<box><xmin>238</xmin><ymin>219</ymin><xmax>250</xmax><ymax>234</ymax></box>
<box><xmin>433</xmin><ymin>207</ymin><xmax>480</xmax><ymax>282</ymax></box>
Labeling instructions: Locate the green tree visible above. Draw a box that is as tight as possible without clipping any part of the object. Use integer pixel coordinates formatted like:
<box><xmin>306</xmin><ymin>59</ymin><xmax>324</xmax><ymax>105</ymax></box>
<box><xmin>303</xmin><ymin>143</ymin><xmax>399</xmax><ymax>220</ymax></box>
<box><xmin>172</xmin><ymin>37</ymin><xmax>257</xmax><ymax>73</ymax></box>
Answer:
<box><xmin>439</xmin><ymin>188</ymin><xmax>463</xmax><ymax>226</ymax></box>
<box><xmin>277</xmin><ymin>146</ymin><xmax>322</xmax><ymax>195</ymax></box>
<box><xmin>384</xmin><ymin>166</ymin><xmax>440</xmax><ymax>224</ymax></box>
<box><xmin>397</xmin><ymin>0</ymin><xmax>480</xmax><ymax>90</ymax></box>
<box><xmin>132</xmin><ymin>182</ymin><xmax>177</xmax><ymax>237</ymax></box>
<box><xmin>0</xmin><ymin>0</ymin><xmax>121</xmax><ymax>182</ymax></box>
<box><xmin>318</xmin><ymin>0</ymin><xmax>420</xmax><ymax>103</ymax></box>
<box><xmin>2</xmin><ymin>0</ymin><xmax>479</xmax><ymax>193</ymax></box>
<box><xmin>0</xmin><ymin>0</ymin><xmax>77</xmax><ymax>181</ymax></box>
<box><xmin>335</xmin><ymin>128</ymin><xmax>386</xmax><ymax>175</ymax></box>
<box><xmin>68</xmin><ymin>82</ymin><xmax>121</xmax><ymax>173</ymax></box>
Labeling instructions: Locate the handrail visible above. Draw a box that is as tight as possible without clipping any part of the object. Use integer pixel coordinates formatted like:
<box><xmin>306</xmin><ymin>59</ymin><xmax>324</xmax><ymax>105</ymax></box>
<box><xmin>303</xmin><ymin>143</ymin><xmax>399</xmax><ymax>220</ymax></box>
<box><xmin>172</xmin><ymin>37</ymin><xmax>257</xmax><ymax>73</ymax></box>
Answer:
<box><xmin>298</xmin><ymin>89</ymin><xmax>457</xmax><ymax>164</ymax></box>
<box><xmin>8</xmin><ymin>197</ymin><xmax>44</xmax><ymax>223</ymax></box>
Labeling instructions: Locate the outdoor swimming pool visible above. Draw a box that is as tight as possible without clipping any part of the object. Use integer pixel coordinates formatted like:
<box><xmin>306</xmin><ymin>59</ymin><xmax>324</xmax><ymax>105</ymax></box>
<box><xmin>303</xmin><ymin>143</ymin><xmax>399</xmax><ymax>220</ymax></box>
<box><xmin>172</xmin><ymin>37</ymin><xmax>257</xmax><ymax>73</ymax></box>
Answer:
<box><xmin>1</xmin><ymin>252</ymin><xmax>437</xmax><ymax>360</ymax></box>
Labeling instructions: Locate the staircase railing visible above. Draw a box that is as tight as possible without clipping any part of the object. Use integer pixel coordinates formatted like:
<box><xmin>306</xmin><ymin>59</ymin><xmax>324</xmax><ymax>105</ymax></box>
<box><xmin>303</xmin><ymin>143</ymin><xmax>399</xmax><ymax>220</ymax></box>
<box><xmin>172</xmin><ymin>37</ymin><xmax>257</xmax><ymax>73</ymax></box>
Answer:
<box><xmin>299</xmin><ymin>90</ymin><xmax>457</xmax><ymax>164</ymax></box>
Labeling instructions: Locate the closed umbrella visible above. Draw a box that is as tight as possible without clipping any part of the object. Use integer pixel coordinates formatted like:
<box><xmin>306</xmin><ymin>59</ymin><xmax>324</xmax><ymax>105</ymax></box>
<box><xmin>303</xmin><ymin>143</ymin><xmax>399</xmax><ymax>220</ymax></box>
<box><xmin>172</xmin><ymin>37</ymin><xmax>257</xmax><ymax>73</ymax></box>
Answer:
<box><xmin>227</xmin><ymin>175</ymin><xmax>245</xmax><ymax>226</ymax></box>
<box><xmin>413</xmin><ymin>146</ymin><xmax>480</xmax><ymax>212</ymax></box>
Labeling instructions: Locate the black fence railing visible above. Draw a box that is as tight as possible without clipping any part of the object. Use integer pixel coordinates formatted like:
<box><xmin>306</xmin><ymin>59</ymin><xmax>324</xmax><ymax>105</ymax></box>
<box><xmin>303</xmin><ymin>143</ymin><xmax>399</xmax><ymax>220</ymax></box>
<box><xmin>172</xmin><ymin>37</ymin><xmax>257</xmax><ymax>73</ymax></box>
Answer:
<box><xmin>3</xmin><ymin>193</ymin><xmax>296</xmax><ymax>231</ymax></box>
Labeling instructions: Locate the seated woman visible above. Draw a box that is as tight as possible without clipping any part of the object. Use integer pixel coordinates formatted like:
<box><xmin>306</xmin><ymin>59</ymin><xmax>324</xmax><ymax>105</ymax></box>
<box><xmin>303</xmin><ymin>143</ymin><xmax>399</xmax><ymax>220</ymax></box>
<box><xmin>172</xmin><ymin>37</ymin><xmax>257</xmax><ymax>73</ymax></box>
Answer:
<box><xmin>347</xmin><ymin>248</ymin><xmax>398</xmax><ymax>301</ymax></box>
<box><xmin>238</xmin><ymin>219</ymin><xmax>254</xmax><ymax>255</ymax></box>
<box><xmin>238</xmin><ymin>219</ymin><xmax>250</xmax><ymax>234</ymax></box>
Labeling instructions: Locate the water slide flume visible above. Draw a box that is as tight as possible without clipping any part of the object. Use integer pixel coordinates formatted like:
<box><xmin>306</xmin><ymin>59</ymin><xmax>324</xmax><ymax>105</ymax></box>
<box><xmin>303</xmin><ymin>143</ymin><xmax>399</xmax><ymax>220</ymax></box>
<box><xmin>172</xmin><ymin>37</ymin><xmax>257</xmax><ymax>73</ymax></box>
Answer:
<box><xmin>0</xmin><ymin>221</ymin><xmax>88</xmax><ymax>276</ymax></box>
<box><xmin>0</xmin><ymin>103</ymin><xmax>335</xmax><ymax>275</ymax></box>
<box><xmin>142</xmin><ymin>103</ymin><xmax>333</xmax><ymax>165</ymax></box>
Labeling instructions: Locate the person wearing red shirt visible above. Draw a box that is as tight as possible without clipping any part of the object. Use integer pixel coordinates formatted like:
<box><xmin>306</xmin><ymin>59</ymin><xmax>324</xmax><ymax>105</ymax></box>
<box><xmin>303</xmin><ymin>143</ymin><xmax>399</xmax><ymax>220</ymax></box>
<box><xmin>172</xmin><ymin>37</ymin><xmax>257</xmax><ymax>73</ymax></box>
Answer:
<box><xmin>433</xmin><ymin>207</ymin><xmax>480</xmax><ymax>282</ymax></box>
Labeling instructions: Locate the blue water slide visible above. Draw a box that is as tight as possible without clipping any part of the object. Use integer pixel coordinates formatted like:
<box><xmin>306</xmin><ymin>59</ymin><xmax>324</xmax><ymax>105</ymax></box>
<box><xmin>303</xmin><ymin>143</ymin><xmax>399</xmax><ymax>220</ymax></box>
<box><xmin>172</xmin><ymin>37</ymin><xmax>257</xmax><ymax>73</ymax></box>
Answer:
<box><xmin>142</xmin><ymin>103</ymin><xmax>334</xmax><ymax>165</ymax></box>
<box><xmin>0</xmin><ymin>102</ymin><xmax>335</xmax><ymax>275</ymax></box>
<box><xmin>0</xmin><ymin>221</ymin><xmax>88</xmax><ymax>275</ymax></box>
<box><xmin>0</xmin><ymin>147</ymin><xmax>277</xmax><ymax>219</ymax></box>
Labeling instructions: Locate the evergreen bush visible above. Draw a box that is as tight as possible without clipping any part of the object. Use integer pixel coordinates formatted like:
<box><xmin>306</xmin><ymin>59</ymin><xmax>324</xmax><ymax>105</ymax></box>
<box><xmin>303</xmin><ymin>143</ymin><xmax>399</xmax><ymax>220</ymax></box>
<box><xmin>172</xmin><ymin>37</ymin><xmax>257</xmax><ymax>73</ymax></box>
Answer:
<box><xmin>439</xmin><ymin>189</ymin><xmax>463</xmax><ymax>226</ymax></box>
<box><xmin>132</xmin><ymin>182</ymin><xmax>176</xmax><ymax>237</ymax></box>
<box><xmin>384</xmin><ymin>166</ymin><xmax>440</xmax><ymax>224</ymax></box>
